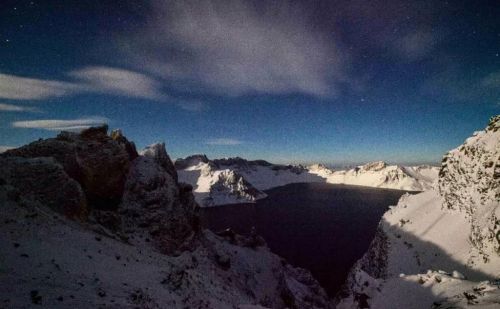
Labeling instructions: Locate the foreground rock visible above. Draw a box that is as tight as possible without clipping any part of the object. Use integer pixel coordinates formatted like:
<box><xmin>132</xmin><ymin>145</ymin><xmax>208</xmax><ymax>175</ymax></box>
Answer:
<box><xmin>0</xmin><ymin>126</ymin><xmax>332</xmax><ymax>308</ymax></box>
<box><xmin>120</xmin><ymin>144</ymin><xmax>198</xmax><ymax>254</ymax></box>
<box><xmin>337</xmin><ymin>116</ymin><xmax>500</xmax><ymax>308</ymax></box>
<box><xmin>0</xmin><ymin>156</ymin><xmax>87</xmax><ymax>219</ymax></box>
<box><xmin>3</xmin><ymin>125</ymin><xmax>136</xmax><ymax>209</ymax></box>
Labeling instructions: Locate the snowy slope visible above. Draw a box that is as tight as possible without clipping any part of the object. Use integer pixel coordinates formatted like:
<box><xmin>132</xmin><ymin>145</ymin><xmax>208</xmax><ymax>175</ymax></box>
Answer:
<box><xmin>0</xmin><ymin>198</ymin><xmax>332</xmax><ymax>308</ymax></box>
<box><xmin>177</xmin><ymin>157</ymin><xmax>439</xmax><ymax>207</ymax></box>
<box><xmin>0</xmin><ymin>126</ymin><xmax>332</xmax><ymax>308</ymax></box>
<box><xmin>337</xmin><ymin>116</ymin><xmax>500</xmax><ymax>309</ymax></box>
<box><xmin>177</xmin><ymin>161</ymin><xmax>268</xmax><ymax>207</ymax></box>
<box><xmin>310</xmin><ymin>162</ymin><xmax>438</xmax><ymax>192</ymax></box>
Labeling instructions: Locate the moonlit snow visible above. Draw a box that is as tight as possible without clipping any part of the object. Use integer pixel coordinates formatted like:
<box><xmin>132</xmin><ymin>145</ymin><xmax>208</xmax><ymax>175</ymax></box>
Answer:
<box><xmin>337</xmin><ymin>116</ymin><xmax>500</xmax><ymax>308</ymax></box>
<box><xmin>177</xmin><ymin>157</ymin><xmax>439</xmax><ymax>207</ymax></box>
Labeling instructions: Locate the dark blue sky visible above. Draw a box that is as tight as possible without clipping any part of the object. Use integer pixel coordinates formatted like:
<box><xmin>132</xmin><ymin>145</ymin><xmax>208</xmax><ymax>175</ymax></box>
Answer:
<box><xmin>0</xmin><ymin>0</ymin><xmax>498</xmax><ymax>164</ymax></box>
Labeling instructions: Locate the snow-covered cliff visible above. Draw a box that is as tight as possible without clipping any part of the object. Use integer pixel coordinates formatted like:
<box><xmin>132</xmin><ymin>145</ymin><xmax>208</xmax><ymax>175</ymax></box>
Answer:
<box><xmin>310</xmin><ymin>162</ymin><xmax>438</xmax><ymax>192</ymax></box>
<box><xmin>337</xmin><ymin>116</ymin><xmax>500</xmax><ymax>309</ymax></box>
<box><xmin>176</xmin><ymin>158</ymin><xmax>269</xmax><ymax>207</ymax></box>
<box><xmin>0</xmin><ymin>126</ymin><xmax>332</xmax><ymax>308</ymax></box>
<box><xmin>177</xmin><ymin>156</ymin><xmax>439</xmax><ymax>207</ymax></box>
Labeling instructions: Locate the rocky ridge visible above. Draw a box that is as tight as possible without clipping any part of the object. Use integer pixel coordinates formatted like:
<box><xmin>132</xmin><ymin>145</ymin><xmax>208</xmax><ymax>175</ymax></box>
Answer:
<box><xmin>0</xmin><ymin>126</ymin><xmax>332</xmax><ymax>308</ymax></box>
<box><xmin>336</xmin><ymin>116</ymin><xmax>500</xmax><ymax>309</ymax></box>
<box><xmin>439</xmin><ymin>115</ymin><xmax>500</xmax><ymax>258</ymax></box>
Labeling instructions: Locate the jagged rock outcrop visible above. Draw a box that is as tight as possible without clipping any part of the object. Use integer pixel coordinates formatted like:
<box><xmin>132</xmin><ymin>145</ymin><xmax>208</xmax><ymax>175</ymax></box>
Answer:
<box><xmin>213</xmin><ymin>157</ymin><xmax>272</xmax><ymax>168</ymax></box>
<box><xmin>214</xmin><ymin>157</ymin><xmax>306</xmax><ymax>174</ymax></box>
<box><xmin>358</xmin><ymin>161</ymin><xmax>387</xmax><ymax>172</ymax></box>
<box><xmin>121</xmin><ymin>144</ymin><xmax>198</xmax><ymax>253</ymax></box>
<box><xmin>141</xmin><ymin>143</ymin><xmax>178</xmax><ymax>182</ymax></box>
<box><xmin>177</xmin><ymin>157</ymin><xmax>270</xmax><ymax>207</ymax></box>
<box><xmin>1</xmin><ymin>126</ymin><xmax>196</xmax><ymax>253</ymax></box>
<box><xmin>439</xmin><ymin>115</ymin><xmax>500</xmax><ymax>256</ymax></box>
<box><xmin>174</xmin><ymin>154</ymin><xmax>211</xmax><ymax>170</ymax></box>
<box><xmin>336</xmin><ymin>116</ymin><xmax>500</xmax><ymax>309</ymax></box>
<box><xmin>0</xmin><ymin>126</ymin><xmax>333</xmax><ymax>308</ymax></box>
<box><xmin>0</xmin><ymin>156</ymin><xmax>87</xmax><ymax>219</ymax></box>
<box><xmin>204</xmin><ymin>170</ymin><xmax>267</xmax><ymax>207</ymax></box>
<box><xmin>3</xmin><ymin>125</ymin><xmax>136</xmax><ymax>209</ymax></box>
<box><xmin>110</xmin><ymin>128</ymin><xmax>139</xmax><ymax>160</ymax></box>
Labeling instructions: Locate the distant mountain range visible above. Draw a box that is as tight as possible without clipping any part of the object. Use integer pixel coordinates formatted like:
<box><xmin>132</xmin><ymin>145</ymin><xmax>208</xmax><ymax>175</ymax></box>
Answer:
<box><xmin>175</xmin><ymin>156</ymin><xmax>439</xmax><ymax>207</ymax></box>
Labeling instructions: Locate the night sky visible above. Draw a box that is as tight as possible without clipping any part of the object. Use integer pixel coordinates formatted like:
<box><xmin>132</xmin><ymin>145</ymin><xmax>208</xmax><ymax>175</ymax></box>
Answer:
<box><xmin>0</xmin><ymin>0</ymin><xmax>498</xmax><ymax>165</ymax></box>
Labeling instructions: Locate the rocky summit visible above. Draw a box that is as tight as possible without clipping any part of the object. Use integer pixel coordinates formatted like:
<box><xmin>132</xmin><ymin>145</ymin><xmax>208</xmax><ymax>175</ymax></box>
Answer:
<box><xmin>3</xmin><ymin>125</ymin><xmax>137</xmax><ymax>210</ymax></box>
<box><xmin>0</xmin><ymin>126</ymin><xmax>332</xmax><ymax>308</ymax></box>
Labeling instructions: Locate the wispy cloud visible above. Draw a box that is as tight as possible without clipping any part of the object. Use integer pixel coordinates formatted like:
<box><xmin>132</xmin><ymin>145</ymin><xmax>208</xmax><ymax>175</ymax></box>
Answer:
<box><xmin>126</xmin><ymin>0</ymin><xmax>347</xmax><ymax>97</ymax></box>
<box><xmin>0</xmin><ymin>67</ymin><xmax>168</xmax><ymax>101</ymax></box>
<box><xmin>0</xmin><ymin>145</ymin><xmax>15</xmax><ymax>153</ymax></box>
<box><xmin>69</xmin><ymin>66</ymin><xmax>167</xmax><ymax>100</ymax></box>
<box><xmin>0</xmin><ymin>103</ymin><xmax>41</xmax><ymax>113</ymax></box>
<box><xmin>0</xmin><ymin>73</ymin><xmax>79</xmax><ymax>100</ymax></box>
<box><xmin>12</xmin><ymin>116</ymin><xmax>109</xmax><ymax>131</ymax></box>
<box><xmin>205</xmin><ymin>138</ymin><xmax>243</xmax><ymax>146</ymax></box>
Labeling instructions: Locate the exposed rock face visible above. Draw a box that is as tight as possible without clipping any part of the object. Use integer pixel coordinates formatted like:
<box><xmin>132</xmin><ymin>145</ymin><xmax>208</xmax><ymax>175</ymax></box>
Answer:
<box><xmin>439</xmin><ymin>115</ymin><xmax>500</xmax><ymax>256</ymax></box>
<box><xmin>121</xmin><ymin>144</ymin><xmax>198</xmax><ymax>253</ymax></box>
<box><xmin>214</xmin><ymin>157</ymin><xmax>306</xmax><ymax>174</ymax></box>
<box><xmin>1</xmin><ymin>126</ymin><xmax>197</xmax><ymax>253</ymax></box>
<box><xmin>336</xmin><ymin>116</ymin><xmax>500</xmax><ymax>309</ymax></box>
<box><xmin>111</xmin><ymin>129</ymin><xmax>139</xmax><ymax>160</ymax></box>
<box><xmin>0</xmin><ymin>126</ymin><xmax>333</xmax><ymax>308</ymax></box>
<box><xmin>358</xmin><ymin>161</ymin><xmax>387</xmax><ymax>172</ymax></box>
<box><xmin>177</xmin><ymin>158</ymin><xmax>271</xmax><ymax>207</ymax></box>
<box><xmin>204</xmin><ymin>170</ymin><xmax>267</xmax><ymax>207</ymax></box>
<box><xmin>174</xmin><ymin>154</ymin><xmax>211</xmax><ymax>170</ymax></box>
<box><xmin>0</xmin><ymin>157</ymin><xmax>87</xmax><ymax>219</ymax></box>
<box><xmin>213</xmin><ymin>157</ymin><xmax>274</xmax><ymax>169</ymax></box>
<box><xmin>141</xmin><ymin>143</ymin><xmax>178</xmax><ymax>182</ymax></box>
<box><xmin>3</xmin><ymin>125</ymin><xmax>135</xmax><ymax>209</ymax></box>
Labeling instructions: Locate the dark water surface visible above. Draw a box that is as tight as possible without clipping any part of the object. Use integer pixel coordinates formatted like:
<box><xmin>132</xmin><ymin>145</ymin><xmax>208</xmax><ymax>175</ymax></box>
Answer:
<box><xmin>200</xmin><ymin>182</ymin><xmax>412</xmax><ymax>297</ymax></box>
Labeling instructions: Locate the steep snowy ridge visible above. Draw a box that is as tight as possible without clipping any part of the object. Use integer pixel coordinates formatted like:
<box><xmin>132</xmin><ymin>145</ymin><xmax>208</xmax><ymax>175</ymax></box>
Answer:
<box><xmin>176</xmin><ymin>157</ymin><xmax>268</xmax><ymax>207</ymax></box>
<box><xmin>0</xmin><ymin>126</ymin><xmax>332</xmax><ymax>308</ymax></box>
<box><xmin>311</xmin><ymin>162</ymin><xmax>438</xmax><ymax>192</ymax></box>
<box><xmin>439</xmin><ymin>115</ymin><xmax>500</xmax><ymax>258</ymax></box>
<box><xmin>337</xmin><ymin>116</ymin><xmax>500</xmax><ymax>309</ymax></box>
<box><xmin>177</xmin><ymin>157</ymin><xmax>439</xmax><ymax>207</ymax></box>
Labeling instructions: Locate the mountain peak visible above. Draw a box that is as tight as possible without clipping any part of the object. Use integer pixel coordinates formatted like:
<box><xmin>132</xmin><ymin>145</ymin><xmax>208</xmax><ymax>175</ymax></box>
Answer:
<box><xmin>359</xmin><ymin>161</ymin><xmax>387</xmax><ymax>171</ymax></box>
<box><xmin>174</xmin><ymin>154</ymin><xmax>210</xmax><ymax>169</ymax></box>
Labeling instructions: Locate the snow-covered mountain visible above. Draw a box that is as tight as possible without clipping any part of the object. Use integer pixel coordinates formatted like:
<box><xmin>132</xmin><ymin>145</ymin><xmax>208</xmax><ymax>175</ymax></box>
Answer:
<box><xmin>0</xmin><ymin>126</ymin><xmax>332</xmax><ymax>308</ymax></box>
<box><xmin>337</xmin><ymin>116</ymin><xmax>500</xmax><ymax>308</ymax></box>
<box><xmin>309</xmin><ymin>161</ymin><xmax>438</xmax><ymax>191</ymax></box>
<box><xmin>176</xmin><ymin>156</ymin><xmax>439</xmax><ymax>207</ymax></box>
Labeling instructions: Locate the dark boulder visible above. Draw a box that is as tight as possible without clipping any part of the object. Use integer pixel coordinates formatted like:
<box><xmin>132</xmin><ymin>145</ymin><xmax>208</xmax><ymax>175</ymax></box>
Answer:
<box><xmin>3</xmin><ymin>125</ymin><xmax>136</xmax><ymax>210</ymax></box>
<box><xmin>0</xmin><ymin>157</ymin><xmax>87</xmax><ymax>219</ymax></box>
